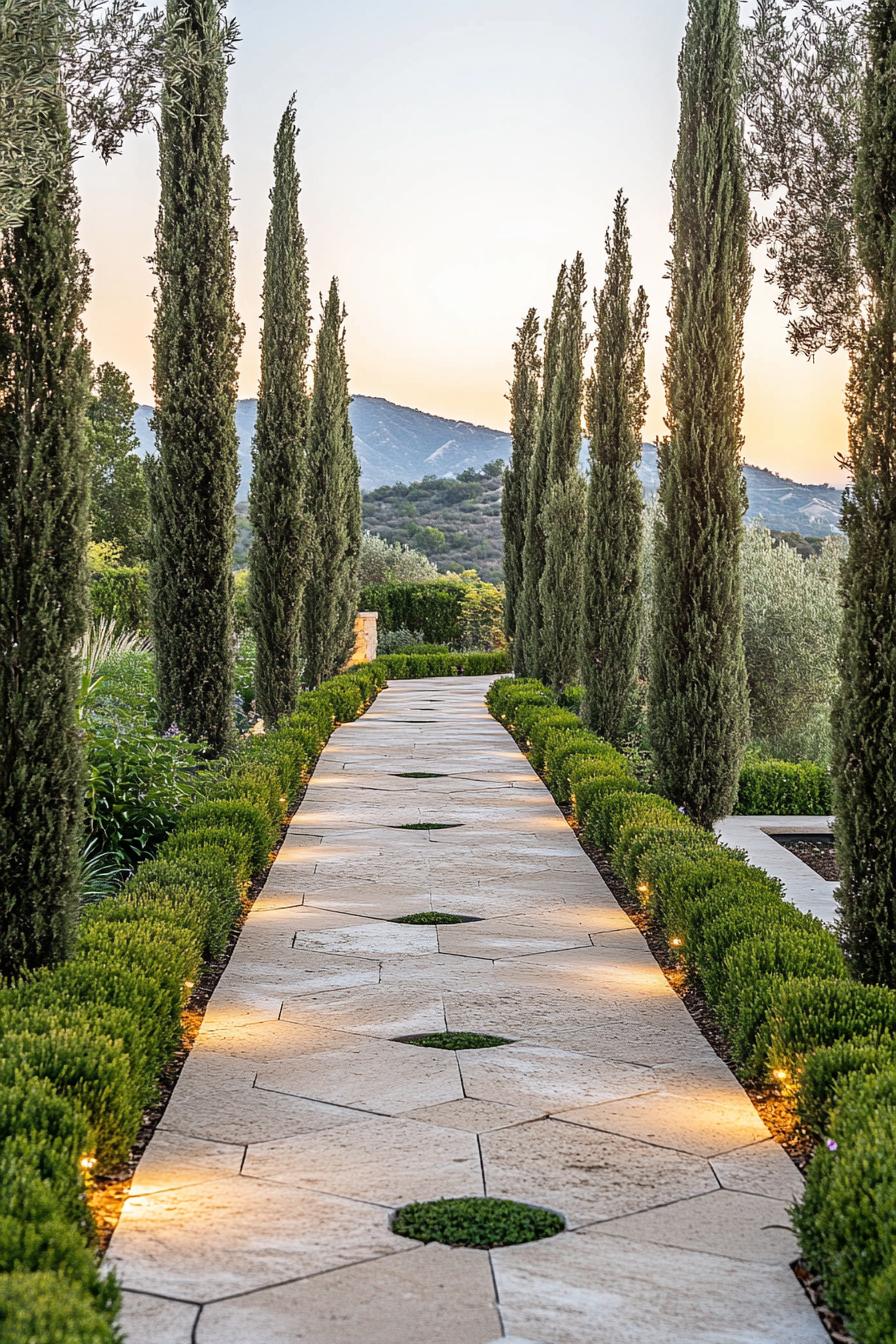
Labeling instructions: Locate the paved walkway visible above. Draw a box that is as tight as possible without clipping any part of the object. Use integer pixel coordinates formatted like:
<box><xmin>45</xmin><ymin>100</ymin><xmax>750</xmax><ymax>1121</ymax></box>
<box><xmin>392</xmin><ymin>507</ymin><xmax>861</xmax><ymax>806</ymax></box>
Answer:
<box><xmin>108</xmin><ymin>678</ymin><xmax>826</xmax><ymax>1344</ymax></box>
<box><xmin>716</xmin><ymin>815</ymin><xmax>839</xmax><ymax>925</ymax></box>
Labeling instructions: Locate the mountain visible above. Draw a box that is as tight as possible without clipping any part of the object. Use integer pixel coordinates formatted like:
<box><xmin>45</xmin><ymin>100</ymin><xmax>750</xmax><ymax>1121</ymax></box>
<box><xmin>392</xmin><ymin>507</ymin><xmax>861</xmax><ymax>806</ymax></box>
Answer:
<box><xmin>134</xmin><ymin>394</ymin><xmax>843</xmax><ymax>537</ymax></box>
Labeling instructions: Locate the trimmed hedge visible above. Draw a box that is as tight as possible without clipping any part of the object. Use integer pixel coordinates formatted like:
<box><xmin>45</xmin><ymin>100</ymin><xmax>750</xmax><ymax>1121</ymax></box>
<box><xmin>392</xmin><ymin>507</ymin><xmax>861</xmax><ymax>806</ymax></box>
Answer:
<box><xmin>373</xmin><ymin>650</ymin><xmax>510</xmax><ymax>679</ymax></box>
<box><xmin>0</xmin><ymin>661</ymin><xmax>385</xmax><ymax>1338</ymax></box>
<box><xmin>736</xmin><ymin>757</ymin><xmax>833</xmax><ymax>816</ymax></box>
<box><xmin>361</xmin><ymin>580</ymin><xmax>466</xmax><ymax>645</ymax></box>
<box><xmin>487</xmin><ymin>674</ymin><xmax>896</xmax><ymax>1344</ymax></box>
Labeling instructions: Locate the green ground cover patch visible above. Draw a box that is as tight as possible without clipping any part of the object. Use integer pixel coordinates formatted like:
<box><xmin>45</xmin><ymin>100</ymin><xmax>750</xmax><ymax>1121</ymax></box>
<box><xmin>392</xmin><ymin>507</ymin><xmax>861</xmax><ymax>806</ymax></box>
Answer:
<box><xmin>392</xmin><ymin>772</ymin><xmax>447</xmax><ymax>779</ymax></box>
<box><xmin>393</xmin><ymin>822</ymin><xmax>463</xmax><ymax>830</ymax></box>
<box><xmin>395</xmin><ymin>1031</ymin><xmax>512</xmax><ymax>1050</ymax></box>
<box><xmin>392</xmin><ymin>1197</ymin><xmax>565</xmax><ymax>1248</ymax></box>
<box><xmin>391</xmin><ymin>911</ymin><xmax>480</xmax><ymax>924</ymax></box>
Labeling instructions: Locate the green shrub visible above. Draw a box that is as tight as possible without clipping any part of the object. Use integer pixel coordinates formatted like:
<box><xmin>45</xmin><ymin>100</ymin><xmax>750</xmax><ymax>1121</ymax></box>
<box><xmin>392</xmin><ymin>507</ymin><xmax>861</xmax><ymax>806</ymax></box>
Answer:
<box><xmin>612</xmin><ymin>811</ymin><xmax>701</xmax><ymax>893</ymax></box>
<box><xmin>89</xmin><ymin>565</ymin><xmax>150</xmax><ymax>632</ymax></box>
<box><xmin>318</xmin><ymin>674</ymin><xmax>365</xmax><ymax>721</ymax></box>
<box><xmin>794</xmin><ymin>1069</ymin><xmax>896</xmax><ymax>1329</ymax></box>
<box><xmin>572</xmin><ymin>771</ymin><xmax>642</xmax><ymax>826</ymax></box>
<box><xmin>158</xmin><ymin>825</ymin><xmax>253</xmax><ymax>884</ymax></box>
<box><xmin>0</xmin><ymin>1271</ymin><xmax>120</xmax><ymax>1343</ymax></box>
<box><xmin>736</xmin><ymin>758</ymin><xmax>833</xmax><ymax>815</ymax></box>
<box><xmin>361</xmin><ymin>580</ymin><xmax>465</xmax><ymax>645</ymax></box>
<box><xmin>237</xmin><ymin>733</ymin><xmax>308</xmax><ymax>799</ymax></box>
<box><xmin>798</xmin><ymin>1034</ymin><xmax>896</xmax><ymax>1137</ymax></box>
<box><xmin>854</xmin><ymin>1258</ymin><xmax>896</xmax><ymax>1344</ymax></box>
<box><xmin>524</xmin><ymin>709</ymin><xmax>582</xmax><ymax>770</ymax></box>
<box><xmin>179</xmin><ymin>800</ymin><xmax>275</xmax><ymax>874</ymax></box>
<box><xmin>126</xmin><ymin>856</ymin><xmax>241</xmax><ymax>960</ymax></box>
<box><xmin>767</xmin><ymin>978</ymin><xmax>896</xmax><ymax>1082</ymax></box>
<box><xmin>542</xmin><ymin>729</ymin><xmax>609</xmax><ymax>803</ymax></box>
<box><xmin>209</xmin><ymin>762</ymin><xmax>283</xmax><ymax>828</ymax></box>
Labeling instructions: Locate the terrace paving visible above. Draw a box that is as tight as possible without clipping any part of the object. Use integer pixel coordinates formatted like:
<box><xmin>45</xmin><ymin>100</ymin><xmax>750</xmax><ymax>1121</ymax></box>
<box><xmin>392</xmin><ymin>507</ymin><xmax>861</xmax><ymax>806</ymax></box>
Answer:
<box><xmin>108</xmin><ymin>676</ymin><xmax>825</xmax><ymax>1344</ymax></box>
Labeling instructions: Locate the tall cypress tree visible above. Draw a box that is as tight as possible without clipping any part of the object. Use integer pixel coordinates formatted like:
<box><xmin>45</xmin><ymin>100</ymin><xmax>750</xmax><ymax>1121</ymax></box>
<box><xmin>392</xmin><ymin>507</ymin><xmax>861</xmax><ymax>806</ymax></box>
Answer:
<box><xmin>149</xmin><ymin>0</ymin><xmax>242</xmax><ymax>750</ymax></box>
<box><xmin>581</xmin><ymin>193</ymin><xmax>649</xmax><ymax>744</ymax></box>
<box><xmin>502</xmin><ymin>308</ymin><xmax>540</xmax><ymax>670</ymax></box>
<box><xmin>540</xmin><ymin>253</ymin><xmax>588</xmax><ymax>692</ymax></box>
<box><xmin>518</xmin><ymin>263</ymin><xmax>567</xmax><ymax>679</ymax></box>
<box><xmin>833</xmin><ymin>2</ymin><xmax>896</xmax><ymax>987</ymax></box>
<box><xmin>249</xmin><ymin>96</ymin><xmax>311</xmax><ymax>726</ymax></box>
<box><xmin>649</xmin><ymin>0</ymin><xmax>751</xmax><ymax>827</ymax></box>
<box><xmin>0</xmin><ymin>97</ymin><xmax>90</xmax><ymax>974</ymax></box>
<box><xmin>302</xmin><ymin>278</ymin><xmax>360</xmax><ymax>687</ymax></box>
<box><xmin>86</xmin><ymin>361</ymin><xmax>150</xmax><ymax>562</ymax></box>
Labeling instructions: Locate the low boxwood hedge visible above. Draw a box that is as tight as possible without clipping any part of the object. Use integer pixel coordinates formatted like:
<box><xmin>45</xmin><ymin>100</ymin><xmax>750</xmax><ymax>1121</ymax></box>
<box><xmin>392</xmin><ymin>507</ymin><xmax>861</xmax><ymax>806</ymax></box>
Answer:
<box><xmin>374</xmin><ymin>650</ymin><xmax>510</xmax><ymax>679</ymax></box>
<box><xmin>487</xmin><ymin>674</ymin><xmax>896</xmax><ymax>1344</ymax></box>
<box><xmin>0</xmin><ymin>661</ymin><xmax>385</xmax><ymax>1336</ymax></box>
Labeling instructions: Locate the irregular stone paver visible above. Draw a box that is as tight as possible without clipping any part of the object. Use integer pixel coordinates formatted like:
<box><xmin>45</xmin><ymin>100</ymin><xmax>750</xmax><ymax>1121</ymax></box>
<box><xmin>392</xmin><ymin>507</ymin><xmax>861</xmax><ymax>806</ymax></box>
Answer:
<box><xmin>107</xmin><ymin>677</ymin><xmax>825</xmax><ymax>1343</ymax></box>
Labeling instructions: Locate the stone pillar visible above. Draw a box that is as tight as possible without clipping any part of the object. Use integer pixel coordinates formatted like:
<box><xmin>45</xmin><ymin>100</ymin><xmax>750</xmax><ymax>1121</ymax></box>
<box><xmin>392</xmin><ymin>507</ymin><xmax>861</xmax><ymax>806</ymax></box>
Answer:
<box><xmin>347</xmin><ymin>611</ymin><xmax>378</xmax><ymax>665</ymax></box>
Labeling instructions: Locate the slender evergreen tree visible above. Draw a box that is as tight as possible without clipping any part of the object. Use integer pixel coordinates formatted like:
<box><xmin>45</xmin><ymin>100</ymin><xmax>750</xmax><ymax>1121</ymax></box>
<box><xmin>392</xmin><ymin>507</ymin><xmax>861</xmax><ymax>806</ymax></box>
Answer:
<box><xmin>302</xmin><ymin>279</ymin><xmax>361</xmax><ymax>686</ymax></box>
<box><xmin>517</xmin><ymin>263</ymin><xmax>567</xmax><ymax>679</ymax></box>
<box><xmin>0</xmin><ymin>97</ymin><xmax>90</xmax><ymax>974</ymax></box>
<box><xmin>581</xmin><ymin>193</ymin><xmax>649</xmax><ymax>744</ymax></box>
<box><xmin>149</xmin><ymin>0</ymin><xmax>242</xmax><ymax>750</ymax></box>
<box><xmin>833</xmin><ymin>1</ymin><xmax>896</xmax><ymax>987</ymax></box>
<box><xmin>540</xmin><ymin>253</ymin><xmax>588</xmax><ymax>692</ymax></box>
<box><xmin>249</xmin><ymin>97</ymin><xmax>311</xmax><ymax>726</ymax></box>
<box><xmin>502</xmin><ymin>308</ymin><xmax>541</xmax><ymax>670</ymax></box>
<box><xmin>649</xmin><ymin>0</ymin><xmax>751</xmax><ymax>827</ymax></box>
<box><xmin>86</xmin><ymin>361</ymin><xmax>150</xmax><ymax>562</ymax></box>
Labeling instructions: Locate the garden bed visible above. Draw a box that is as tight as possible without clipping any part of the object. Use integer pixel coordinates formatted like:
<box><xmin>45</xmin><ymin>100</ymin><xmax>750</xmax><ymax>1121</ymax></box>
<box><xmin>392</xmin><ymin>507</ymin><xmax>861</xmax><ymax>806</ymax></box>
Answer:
<box><xmin>774</xmin><ymin>833</ymin><xmax>841</xmax><ymax>883</ymax></box>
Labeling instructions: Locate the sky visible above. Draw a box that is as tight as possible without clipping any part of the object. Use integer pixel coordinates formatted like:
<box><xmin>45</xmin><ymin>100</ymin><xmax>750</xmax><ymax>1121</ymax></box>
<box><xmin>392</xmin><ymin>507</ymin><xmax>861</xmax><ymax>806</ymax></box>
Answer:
<box><xmin>76</xmin><ymin>0</ymin><xmax>850</xmax><ymax>486</ymax></box>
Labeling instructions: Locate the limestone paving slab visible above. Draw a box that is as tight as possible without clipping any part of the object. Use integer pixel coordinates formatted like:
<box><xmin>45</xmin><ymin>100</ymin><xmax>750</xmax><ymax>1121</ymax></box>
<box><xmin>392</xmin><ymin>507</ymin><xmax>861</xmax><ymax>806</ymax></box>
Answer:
<box><xmin>107</xmin><ymin>676</ymin><xmax>820</xmax><ymax>1343</ymax></box>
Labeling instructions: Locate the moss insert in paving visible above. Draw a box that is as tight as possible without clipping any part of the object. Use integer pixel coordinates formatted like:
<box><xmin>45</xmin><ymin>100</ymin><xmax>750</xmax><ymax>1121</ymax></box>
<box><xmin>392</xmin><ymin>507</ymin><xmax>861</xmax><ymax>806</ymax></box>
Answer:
<box><xmin>391</xmin><ymin>1196</ymin><xmax>565</xmax><ymax>1248</ymax></box>
<box><xmin>393</xmin><ymin>822</ymin><xmax>463</xmax><ymax>830</ymax></box>
<box><xmin>395</xmin><ymin>1031</ymin><xmax>513</xmax><ymax>1050</ymax></box>
<box><xmin>391</xmin><ymin>911</ymin><xmax>480</xmax><ymax>925</ymax></box>
<box><xmin>391</xmin><ymin>772</ymin><xmax>447</xmax><ymax>779</ymax></box>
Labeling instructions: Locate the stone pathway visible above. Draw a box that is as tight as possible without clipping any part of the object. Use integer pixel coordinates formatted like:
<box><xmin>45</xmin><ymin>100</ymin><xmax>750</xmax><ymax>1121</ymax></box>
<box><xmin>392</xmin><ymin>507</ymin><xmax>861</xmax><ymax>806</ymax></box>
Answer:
<box><xmin>108</xmin><ymin>677</ymin><xmax>826</xmax><ymax>1344</ymax></box>
<box><xmin>716</xmin><ymin>815</ymin><xmax>839</xmax><ymax>925</ymax></box>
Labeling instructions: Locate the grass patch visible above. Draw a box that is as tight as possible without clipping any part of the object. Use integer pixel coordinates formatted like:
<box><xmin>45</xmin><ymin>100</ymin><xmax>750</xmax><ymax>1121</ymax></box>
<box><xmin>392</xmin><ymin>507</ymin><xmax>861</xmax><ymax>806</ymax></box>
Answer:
<box><xmin>392</xmin><ymin>772</ymin><xmax>447</xmax><ymax>779</ymax></box>
<box><xmin>391</xmin><ymin>911</ymin><xmax>480</xmax><ymax>925</ymax></box>
<box><xmin>392</xmin><ymin>1197</ymin><xmax>565</xmax><ymax>1248</ymax></box>
<box><xmin>393</xmin><ymin>821</ymin><xmax>463</xmax><ymax>830</ymax></box>
<box><xmin>395</xmin><ymin>1031</ymin><xmax>512</xmax><ymax>1050</ymax></box>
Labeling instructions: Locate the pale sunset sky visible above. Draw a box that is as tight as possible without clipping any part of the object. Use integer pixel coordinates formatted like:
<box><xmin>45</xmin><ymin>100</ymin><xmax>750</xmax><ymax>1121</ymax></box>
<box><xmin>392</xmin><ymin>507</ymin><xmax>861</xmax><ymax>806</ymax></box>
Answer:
<box><xmin>76</xmin><ymin>0</ymin><xmax>849</xmax><ymax>486</ymax></box>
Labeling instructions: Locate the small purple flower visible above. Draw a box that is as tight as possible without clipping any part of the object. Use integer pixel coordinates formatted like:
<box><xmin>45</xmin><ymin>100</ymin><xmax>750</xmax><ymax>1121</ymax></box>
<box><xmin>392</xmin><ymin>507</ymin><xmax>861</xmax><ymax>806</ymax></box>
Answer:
<box><xmin>826</xmin><ymin>1139</ymin><xmax>838</xmax><ymax>1153</ymax></box>
<box><xmin>164</xmin><ymin>721</ymin><xmax>180</xmax><ymax>739</ymax></box>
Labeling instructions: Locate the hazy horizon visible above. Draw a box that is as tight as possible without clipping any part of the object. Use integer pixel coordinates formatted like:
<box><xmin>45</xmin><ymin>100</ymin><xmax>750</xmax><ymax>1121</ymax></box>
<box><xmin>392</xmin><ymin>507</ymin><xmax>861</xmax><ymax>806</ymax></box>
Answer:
<box><xmin>76</xmin><ymin>0</ymin><xmax>851</xmax><ymax>487</ymax></box>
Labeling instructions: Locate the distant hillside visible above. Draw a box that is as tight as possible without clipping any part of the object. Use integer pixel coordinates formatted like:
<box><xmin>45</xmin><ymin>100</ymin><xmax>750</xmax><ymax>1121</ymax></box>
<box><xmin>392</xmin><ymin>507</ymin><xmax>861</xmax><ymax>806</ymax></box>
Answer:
<box><xmin>135</xmin><ymin>395</ymin><xmax>844</xmax><ymax>561</ymax></box>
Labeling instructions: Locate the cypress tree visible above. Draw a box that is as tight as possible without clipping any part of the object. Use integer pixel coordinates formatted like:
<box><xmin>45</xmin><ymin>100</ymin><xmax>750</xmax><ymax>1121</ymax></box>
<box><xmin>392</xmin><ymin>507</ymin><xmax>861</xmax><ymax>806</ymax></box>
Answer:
<box><xmin>149</xmin><ymin>0</ymin><xmax>242</xmax><ymax>750</ymax></box>
<box><xmin>502</xmin><ymin>307</ymin><xmax>541</xmax><ymax>670</ymax></box>
<box><xmin>302</xmin><ymin>278</ymin><xmax>361</xmax><ymax>686</ymax></box>
<box><xmin>581</xmin><ymin>193</ymin><xmax>649</xmax><ymax>744</ymax></box>
<box><xmin>517</xmin><ymin>263</ymin><xmax>567</xmax><ymax>679</ymax></box>
<box><xmin>540</xmin><ymin>253</ymin><xmax>588</xmax><ymax>692</ymax></box>
<box><xmin>649</xmin><ymin>0</ymin><xmax>751</xmax><ymax>827</ymax></box>
<box><xmin>86</xmin><ymin>361</ymin><xmax>150</xmax><ymax>562</ymax></box>
<box><xmin>833</xmin><ymin>1</ymin><xmax>896</xmax><ymax>987</ymax></box>
<box><xmin>0</xmin><ymin>97</ymin><xmax>90</xmax><ymax>974</ymax></box>
<box><xmin>249</xmin><ymin>97</ymin><xmax>311</xmax><ymax>726</ymax></box>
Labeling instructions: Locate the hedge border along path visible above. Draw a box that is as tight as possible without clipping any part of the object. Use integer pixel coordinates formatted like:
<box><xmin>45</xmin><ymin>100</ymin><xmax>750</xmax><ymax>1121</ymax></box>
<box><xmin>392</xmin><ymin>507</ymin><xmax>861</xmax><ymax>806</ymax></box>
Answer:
<box><xmin>105</xmin><ymin>675</ymin><xmax>824</xmax><ymax>1344</ymax></box>
<box><xmin>489</xmin><ymin>676</ymin><xmax>896</xmax><ymax>1344</ymax></box>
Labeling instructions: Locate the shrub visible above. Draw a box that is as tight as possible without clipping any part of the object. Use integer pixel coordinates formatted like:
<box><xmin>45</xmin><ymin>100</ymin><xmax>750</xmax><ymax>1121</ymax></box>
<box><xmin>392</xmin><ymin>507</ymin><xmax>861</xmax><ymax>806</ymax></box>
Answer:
<box><xmin>736</xmin><ymin>758</ymin><xmax>833</xmax><ymax>815</ymax></box>
<box><xmin>799</xmin><ymin>1034</ymin><xmax>896</xmax><ymax>1137</ymax></box>
<box><xmin>0</xmin><ymin>1271</ymin><xmax>120</xmax><ymax>1343</ymax></box>
<box><xmin>157</xmin><ymin>826</ymin><xmax>253</xmax><ymax>885</ymax></box>
<box><xmin>89</xmin><ymin>564</ymin><xmax>150</xmax><ymax>632</ymax></box>
<box><xmin>179</xmin><ymin>799</ymin><xmax>275</xmax><ymax>874</ymax></box>
<box><xmin>360</xmin><ymin>580</ymin><xmax>465</xmax><ymax>645</ymax></box>
<box><xmin>766</xmin><ymin>978</ymin><xmax>896</xmax><ymax>1082</ymax></box>
<box><xmin>207</xmin><ymin>762</ymin><xmax>284</xmax><ymax>828</ymax></box>
<box><xmin>794</xmin><ymin>1069</ymin><xmax>896</xmax><ymax>1329</ymax></box>
<box><xmin>126</xmin><ymin>855</ymin><xmax>241</xmax><ymax>960</ymax></box>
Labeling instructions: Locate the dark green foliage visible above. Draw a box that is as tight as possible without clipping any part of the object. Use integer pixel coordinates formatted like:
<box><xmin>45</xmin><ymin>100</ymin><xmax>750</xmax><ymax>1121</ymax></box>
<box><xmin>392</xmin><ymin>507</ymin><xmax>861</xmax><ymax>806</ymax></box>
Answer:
<box><xmin>0</xmin><ymin>1271</ymin><xmax>119</xmax><ymax>1344</ymax></box>
<box><xmin>179</xmin><ymin>799</ymin><xmax>275</xmax><ymax>873</ymax></box>
<box><xmin>360</xmin><ymin>581</ymin><xmax>465</xmax><ymax>645</ymax></box>
<box><xmin>86</xmin><ymin>362</ymin><xmax>149</xmax><ymax>562</ymax></box>
<box><xmin>374</xmin><ymin>650</ymin><xmax>510</xmax><ymax>679</ymax></box>
<box><xmin>393</xmin><ymin>772</ymin><xmax>446</xmax><ymax>780</ymax></box>
<box><xmin>392</xmin><ymin>912</ymin><xmax>477</xmax><ymax>924</ymax></box>
<box><xmin>833</xmin><ymin>0</ymin><xmax>896</xmax><ymax>988</ymax></box>
<box><xmin>249</xmin><ymin>97</ymin><xmax>311</xmax><ymax>725</ymax></box>
<box><xmin>393</xmin><ymin>822</ymin><xmax>462</xmax><ymax>831</ymax></box>
<box><xmin>158</xmin><ymin>825</ymin><xmax>253</xmax><ymax>886</ymax></box>
<box><xmin>736</xmin><ymin>758</ymin><xmax>832</xmax><ymax>815</ymax></box>
<box><xmin>302</xmin><ymin>278</ymin><xmax>360</xmax><ymax>686</ymax></box>
<box><xmin>799</xmin><ymin>1033</ymin><xmax>896</xmax><ymax>1137</ymax></box>
<box><xmin>392</xmin><ymin>1197</ymin><xmax>565</xmax><ymax>1249</ymax></box>
<box><xmin>396</xmin><ymin>1032</ymin><xmax>512</xmax><ymax>1050</ymax></box>
<box><xmin>503</xmin><ymin>308</ymin><xmax>541</xmax><ymax>665</ymax></box>
<box><xmin>539</xmin><ymin>254</ymin><xmax>588</xmax><ymax>693</ymax></box>
<box><xmin>126</xmin><ymin>855</ymin><xmax>241</xmax><ymax>959</ymax></box>
<box><xmin>581</xmin><ymin>193</ymin><xmax>649</xmax><ymax>744</ymax></box>
<box><xmin>517</xmin><ymin>263</ymin><xmax>567</xmax><ymax>679</ymax></box>
<box><xmin>794</xmin><ymin>1069</ymin><xmax>896</xmax><ymax>1334</ymax></box>
<box><xmin>649</xmin><ymin>0</ymin><xmax>751</xmax><ymax>827</ymax></box>
<box><xmin>0</xmin><ymin>98</ymin><xmax>90</xmax><ymax>975</ymax></box>
<box><xmin>149</xmin><ymin>0</ymin><xmax>242</xmax><ymax>750</ymax></box>
<box><xmin>88</xmin><ymin>565</ymin><xmax>150</xmax><ymax>632</ymax></box>
<box><xmin>767</xmin><ymin>979</ymin><xmax>896</xmax><ymax>1079</ymax></box>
